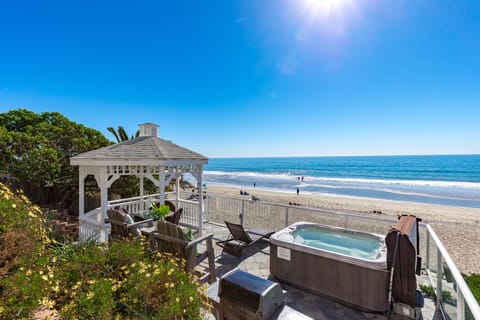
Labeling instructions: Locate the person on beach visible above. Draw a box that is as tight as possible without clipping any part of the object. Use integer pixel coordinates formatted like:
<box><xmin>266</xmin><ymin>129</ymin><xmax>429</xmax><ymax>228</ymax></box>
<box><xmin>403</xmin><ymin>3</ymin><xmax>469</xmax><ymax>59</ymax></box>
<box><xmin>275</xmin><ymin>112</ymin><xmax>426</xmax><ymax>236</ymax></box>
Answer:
<box><xmin>253</xmin><ymin>182</ymin><xmax>256</xmax><ymax>188</ymax></box>
<box><xmin>297</xmin><ymin>187</ymin><xmax>299</xmax><ymax>195</ymax></box>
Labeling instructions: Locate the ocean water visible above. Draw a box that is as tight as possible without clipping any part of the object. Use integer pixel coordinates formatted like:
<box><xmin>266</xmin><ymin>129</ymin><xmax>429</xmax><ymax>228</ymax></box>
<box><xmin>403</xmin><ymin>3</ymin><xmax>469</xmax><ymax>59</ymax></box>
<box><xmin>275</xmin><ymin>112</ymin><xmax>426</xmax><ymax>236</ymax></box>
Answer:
<box><xmin>203</xmin><ymin>155</ymin><xmax>480</xmax><ymax>208</ymax></box>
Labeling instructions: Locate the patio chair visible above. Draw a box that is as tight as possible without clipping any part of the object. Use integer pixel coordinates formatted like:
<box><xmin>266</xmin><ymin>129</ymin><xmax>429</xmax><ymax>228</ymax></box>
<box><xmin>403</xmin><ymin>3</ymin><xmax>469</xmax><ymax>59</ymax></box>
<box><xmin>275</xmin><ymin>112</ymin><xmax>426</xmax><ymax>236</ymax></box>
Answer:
<box><xmin>149</xmin><ymin>221</ymin><xmax>216</xmax><ymax>284</ymax></box>
<box><xmin>165</xmin><ymin>208</ymin><xmax>183</xmax><ymax>225</ymax></box>
<box><xmin>105</xmin><ymin>209</ymin><xmax>153</xmax><ymax>241</ymax></box>
<box><xmin>216</xmin><ymin>221</ymin><xmax>274</xmax><ymax>258</ymax></box>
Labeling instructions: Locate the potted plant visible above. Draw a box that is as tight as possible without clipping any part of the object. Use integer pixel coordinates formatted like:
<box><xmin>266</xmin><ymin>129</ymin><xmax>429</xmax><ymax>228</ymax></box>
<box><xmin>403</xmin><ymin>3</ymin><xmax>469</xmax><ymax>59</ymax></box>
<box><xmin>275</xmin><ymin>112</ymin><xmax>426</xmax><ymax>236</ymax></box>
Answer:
<box><xmin>150</xmin><ymin>203</ymin><xmax>171</xmax><ymax>221</ymax></box>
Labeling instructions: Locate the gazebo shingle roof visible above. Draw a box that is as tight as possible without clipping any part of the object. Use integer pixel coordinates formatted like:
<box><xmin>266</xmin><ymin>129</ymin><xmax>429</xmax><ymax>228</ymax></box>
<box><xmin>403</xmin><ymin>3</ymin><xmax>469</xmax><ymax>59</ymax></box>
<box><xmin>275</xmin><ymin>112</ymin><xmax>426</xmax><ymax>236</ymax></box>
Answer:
<box><xmin>71</xmin><ymin>136</ymin><xmax>208</xmax><ymax>162</ymax></box>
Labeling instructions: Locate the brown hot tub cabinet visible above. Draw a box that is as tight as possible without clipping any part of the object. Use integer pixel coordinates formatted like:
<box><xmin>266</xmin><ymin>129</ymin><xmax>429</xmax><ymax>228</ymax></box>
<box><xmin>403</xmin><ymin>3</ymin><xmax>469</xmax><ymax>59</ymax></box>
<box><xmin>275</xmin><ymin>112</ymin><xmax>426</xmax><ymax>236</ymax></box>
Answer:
<box><xmin>269</xmin><ymin>222</ymin><xmax>389</xmax><ymax>312</ymax></box>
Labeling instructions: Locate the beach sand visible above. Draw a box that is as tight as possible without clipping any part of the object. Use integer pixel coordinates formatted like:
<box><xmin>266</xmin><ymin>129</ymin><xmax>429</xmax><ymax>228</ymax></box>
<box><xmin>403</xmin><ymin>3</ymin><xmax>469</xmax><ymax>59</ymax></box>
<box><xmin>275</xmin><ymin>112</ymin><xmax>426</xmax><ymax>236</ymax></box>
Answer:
<box><xmin>205</xmin><ymin>185</ymin><xmax>480</xmax><ymax>274</ymax></box>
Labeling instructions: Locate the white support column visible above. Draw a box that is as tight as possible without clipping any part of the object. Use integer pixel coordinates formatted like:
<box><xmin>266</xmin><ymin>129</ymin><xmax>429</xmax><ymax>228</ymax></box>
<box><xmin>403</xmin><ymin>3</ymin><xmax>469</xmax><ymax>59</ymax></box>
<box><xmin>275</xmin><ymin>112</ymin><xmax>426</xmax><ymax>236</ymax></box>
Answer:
<box><xmin>78</xmin><ymin>168</ymin><xmax>86</xmax><ymax>217</ymax></box>
<box><xmin>94</xmin><ymin>167</ymin><xmax>109</xmax><ymax>242</ymax></box>
<box><xmin>159</xmin><ymin>168</ymin><xmax>166</xmax><ymax>205</ymax></box>
<box><xmin>198</xmin><ymin>168</ymin><xmax>204</xmax><ymax>235</ymax></box>
<box><xmin>139</xmin><ymin>175</ymin><xmax>144</xmax><ymax>211</ymax></box>
<box><xmin>176</xmin><ymin>174</ymin><xmax>181</xmax><ymax>207</ymax></box>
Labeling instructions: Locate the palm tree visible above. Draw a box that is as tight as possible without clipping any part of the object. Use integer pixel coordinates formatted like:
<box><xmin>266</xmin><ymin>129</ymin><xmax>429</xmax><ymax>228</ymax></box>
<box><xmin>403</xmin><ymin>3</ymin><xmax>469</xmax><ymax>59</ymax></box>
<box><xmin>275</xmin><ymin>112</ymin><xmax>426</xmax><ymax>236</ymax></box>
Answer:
<box><xmin>107</xmin><ymin>126</ymin><xmax>139</xmax><ymax>143</ymax></box>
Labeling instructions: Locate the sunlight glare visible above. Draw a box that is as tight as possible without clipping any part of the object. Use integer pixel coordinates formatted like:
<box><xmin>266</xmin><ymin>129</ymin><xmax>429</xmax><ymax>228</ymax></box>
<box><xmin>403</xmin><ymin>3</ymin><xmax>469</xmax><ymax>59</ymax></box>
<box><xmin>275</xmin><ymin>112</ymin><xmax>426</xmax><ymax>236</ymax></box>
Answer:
<box><xmin>302</xmin><ymin>0</ymin><xmax>356</xmax><ymax>21</ymax></box>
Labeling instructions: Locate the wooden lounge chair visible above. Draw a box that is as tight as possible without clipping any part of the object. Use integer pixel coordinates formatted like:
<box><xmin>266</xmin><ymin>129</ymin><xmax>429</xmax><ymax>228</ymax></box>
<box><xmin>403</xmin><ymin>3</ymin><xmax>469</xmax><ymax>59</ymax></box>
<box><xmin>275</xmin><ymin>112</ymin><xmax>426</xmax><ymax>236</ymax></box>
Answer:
<box><xmin>165</xmin><ymin>208</ymin><xmax>183</xmax><ymax>225</ymax></box>
<box><xmin>216</xmin><ymin>221</ymin><xmax>274</xmax><ymax>258</ymax></box>
<box><xmin>148</xmin><ymin>221</ymin><xmax>216</xmax><ymax>284</ymax></box>
<box><xmin>105</xmin><ymin>209</ymin><xmax>153</xmax><ymax>241</ymax></box>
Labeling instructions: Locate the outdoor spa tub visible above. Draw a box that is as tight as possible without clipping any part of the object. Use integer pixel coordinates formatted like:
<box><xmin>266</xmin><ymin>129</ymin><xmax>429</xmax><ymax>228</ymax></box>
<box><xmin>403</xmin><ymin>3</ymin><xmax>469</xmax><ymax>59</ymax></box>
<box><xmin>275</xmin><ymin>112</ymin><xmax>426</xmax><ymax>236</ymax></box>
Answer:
<box><xmin>270</xmin><ymin>222</ymin><xmax>389</xmax><ymax>312</ymax></box>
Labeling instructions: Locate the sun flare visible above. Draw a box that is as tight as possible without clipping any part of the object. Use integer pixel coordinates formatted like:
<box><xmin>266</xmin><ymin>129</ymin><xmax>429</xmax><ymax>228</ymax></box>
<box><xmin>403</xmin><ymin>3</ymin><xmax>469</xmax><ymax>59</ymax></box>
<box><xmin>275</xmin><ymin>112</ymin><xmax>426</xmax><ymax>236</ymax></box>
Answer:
<box><xmin>302</xmin><ymin>0</ymin><xmax>355</xmax><ymax>20</ymax></box>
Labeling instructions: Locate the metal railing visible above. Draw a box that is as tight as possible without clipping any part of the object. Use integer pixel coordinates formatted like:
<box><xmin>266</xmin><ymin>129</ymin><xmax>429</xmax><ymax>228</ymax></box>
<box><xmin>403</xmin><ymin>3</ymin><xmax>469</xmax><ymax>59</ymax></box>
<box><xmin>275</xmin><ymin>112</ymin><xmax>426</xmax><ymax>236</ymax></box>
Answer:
<box><xmin>202</xmin><ymin>194</ymin><xmax>480</xmax><ymax>320</ymax></box>
<box><xmin>423</xmin><ymin>225</ymin><xmax>480</xmax><ymax>320</ymax></box>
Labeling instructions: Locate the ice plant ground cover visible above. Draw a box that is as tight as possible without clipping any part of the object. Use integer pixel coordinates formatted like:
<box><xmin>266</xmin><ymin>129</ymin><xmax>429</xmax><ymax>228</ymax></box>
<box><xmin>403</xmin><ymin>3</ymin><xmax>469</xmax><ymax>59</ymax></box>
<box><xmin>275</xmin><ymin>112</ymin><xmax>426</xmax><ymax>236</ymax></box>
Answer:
<box><xmin>0</xmin><ymin>182</ymin><xmax>209</xmax><ymax>319</ymax></box>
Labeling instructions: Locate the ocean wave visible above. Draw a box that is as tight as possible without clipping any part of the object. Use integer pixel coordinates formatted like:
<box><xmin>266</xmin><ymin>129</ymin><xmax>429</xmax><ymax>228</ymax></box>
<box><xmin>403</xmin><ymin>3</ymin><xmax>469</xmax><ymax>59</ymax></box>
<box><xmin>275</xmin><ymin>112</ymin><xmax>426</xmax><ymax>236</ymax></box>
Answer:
<box><xmin>203</xmin><ymin>170</ymin><xmax>480</xmax><ymax>190</ymax></box>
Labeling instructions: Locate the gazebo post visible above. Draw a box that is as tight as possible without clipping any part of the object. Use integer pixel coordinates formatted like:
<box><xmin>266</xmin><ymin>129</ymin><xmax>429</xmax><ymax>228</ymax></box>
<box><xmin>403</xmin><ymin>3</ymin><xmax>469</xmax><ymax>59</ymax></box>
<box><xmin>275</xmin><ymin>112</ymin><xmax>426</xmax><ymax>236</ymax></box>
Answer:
<box><xmin>78</xmin><ymin>168</ymin><xmax>86</xmax><ymax>217</ymax></box>
<box><xmin>159</xmin><ymin>168</ymin><xmax>166</xmax><ymax>205</ymax></box>
<box><xmin>139</xmin><ymin>175</ymin><xmax>144</xmax><ymax>211</ymax></box>
<box><xmin>175</xmin><ymin>174</ymin><xmax>180</xmax><ymax>208</ymax></box>
<box><xmin>94</xmin><ymin>168</ymin><xmax>109</xmax><ymax>242</ymax></box>
<box><xmin>198</xmin><ymin>168</ymin><xmax>204</xmax><ymax>235</ymax></box>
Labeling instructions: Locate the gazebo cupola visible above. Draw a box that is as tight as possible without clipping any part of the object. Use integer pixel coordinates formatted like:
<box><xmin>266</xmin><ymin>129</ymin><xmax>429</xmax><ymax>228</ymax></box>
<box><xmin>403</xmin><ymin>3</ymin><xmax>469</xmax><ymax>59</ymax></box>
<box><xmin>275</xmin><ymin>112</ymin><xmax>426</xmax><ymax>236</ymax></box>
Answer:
<box><xmin>70</xmin><ymin>123</ymin><xmax>208</xmax><ymax>241</ymax></box>
<box><xmin>139</xmin><ymin>122</ymin><xmax>159</xmax><ymax>137</ymax></box>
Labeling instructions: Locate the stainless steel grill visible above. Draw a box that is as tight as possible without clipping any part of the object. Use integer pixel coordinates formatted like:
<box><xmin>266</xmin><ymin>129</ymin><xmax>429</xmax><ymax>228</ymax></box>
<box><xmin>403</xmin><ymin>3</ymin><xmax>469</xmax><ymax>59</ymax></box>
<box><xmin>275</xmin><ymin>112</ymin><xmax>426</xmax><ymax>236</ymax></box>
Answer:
<box><xmin>218</xmin><ymin>268</ymin><xmax>285</xmax><ymax>320</ymax></box>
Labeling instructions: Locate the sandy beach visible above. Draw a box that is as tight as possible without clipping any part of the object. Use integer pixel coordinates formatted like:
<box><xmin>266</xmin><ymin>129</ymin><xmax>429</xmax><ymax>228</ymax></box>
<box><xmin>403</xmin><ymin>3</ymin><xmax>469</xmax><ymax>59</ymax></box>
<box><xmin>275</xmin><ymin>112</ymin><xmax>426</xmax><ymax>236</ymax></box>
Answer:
<box><xmin>205</xmin><ymin>185</ymin><xmax>480</xmax><ymax>275</ymax></box>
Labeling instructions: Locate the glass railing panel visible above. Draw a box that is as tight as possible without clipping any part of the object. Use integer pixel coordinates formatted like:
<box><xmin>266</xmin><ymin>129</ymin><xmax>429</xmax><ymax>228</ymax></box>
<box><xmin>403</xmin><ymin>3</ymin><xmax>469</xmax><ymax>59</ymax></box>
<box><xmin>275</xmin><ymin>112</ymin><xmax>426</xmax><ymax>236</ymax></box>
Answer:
<box><xmin>466</xmin><ymin>303</ymin><xmax>475</xmax><ymax>320</ymax></box>
<box><xmin>441</xmin><ymin>260</ymin><xmax>458</xmax><ymax>319</ymax></box>
<box><xmin>342</xmin><ymin>214</ymin><xmax>394</xmax><ymax>235</ymax></box>
<box><xmin>204</xmin><ymin>196</ymin><xmax>244</xmax><ymax>225</ymax></box>
<box><xmin>425</xmin><ymin>231</ymin><xmax>439</xmax><ymax>275</ymax></box>
<box><xmin>243</xmin><ymin>201</ymin><xmax>287</xmax><ymax>230</ymax></box>
<box><xmin>287</xmin><ymin>207</ymin><xmax>345</xmax><ymax>228</ymax></box>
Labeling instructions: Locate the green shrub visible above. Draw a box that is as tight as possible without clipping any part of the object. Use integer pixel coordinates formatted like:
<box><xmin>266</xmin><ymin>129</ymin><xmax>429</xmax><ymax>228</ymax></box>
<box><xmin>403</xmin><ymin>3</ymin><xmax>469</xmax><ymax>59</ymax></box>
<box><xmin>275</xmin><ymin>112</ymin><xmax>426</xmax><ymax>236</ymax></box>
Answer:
<box><xmin>464</xmin><ymin>273</ymin><xmax>480</xmax><ymax>304</ymax></box>
<box><xmin>419</xmin><ymin>284</ymin><xmax>437</xmax><ymax>298</ymax></box>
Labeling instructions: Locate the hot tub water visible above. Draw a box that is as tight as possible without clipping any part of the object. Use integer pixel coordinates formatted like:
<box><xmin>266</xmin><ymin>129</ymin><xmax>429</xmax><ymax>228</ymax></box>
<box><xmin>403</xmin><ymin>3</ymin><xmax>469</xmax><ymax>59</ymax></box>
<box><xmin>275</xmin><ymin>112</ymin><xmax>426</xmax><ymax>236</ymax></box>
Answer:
<box><xmin>292</xmin><ymin>226</ymin><xmax>384</xmax><ymax>260</ymax></box>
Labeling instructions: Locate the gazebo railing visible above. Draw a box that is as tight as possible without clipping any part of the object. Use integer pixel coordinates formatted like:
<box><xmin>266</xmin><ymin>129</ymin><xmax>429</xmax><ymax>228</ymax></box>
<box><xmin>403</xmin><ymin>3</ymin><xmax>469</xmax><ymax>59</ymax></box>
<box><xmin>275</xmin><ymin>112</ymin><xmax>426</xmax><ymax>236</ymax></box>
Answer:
<box><xmin>79</xmin><ymin>192</ymin><xmax>203</xmax><ymax>242</ymax></box>
<box><xmin>78</xmin><ymin>207</ymin><xmax>105</xmax><ymax>242</ymax></box>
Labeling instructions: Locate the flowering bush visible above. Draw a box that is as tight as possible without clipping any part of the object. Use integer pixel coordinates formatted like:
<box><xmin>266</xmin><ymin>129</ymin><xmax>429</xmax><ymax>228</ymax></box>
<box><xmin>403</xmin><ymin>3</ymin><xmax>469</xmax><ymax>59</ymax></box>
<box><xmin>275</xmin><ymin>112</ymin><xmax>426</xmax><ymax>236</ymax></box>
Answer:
<box><xmin>0</xmin><ymin>183</ymin><xmax>48</xmax><ymax>276</ymax></box>
<box><xmin>0</xmin><ymin>183</ymin><xmax>209</xmax><ymax>319</ymax></box>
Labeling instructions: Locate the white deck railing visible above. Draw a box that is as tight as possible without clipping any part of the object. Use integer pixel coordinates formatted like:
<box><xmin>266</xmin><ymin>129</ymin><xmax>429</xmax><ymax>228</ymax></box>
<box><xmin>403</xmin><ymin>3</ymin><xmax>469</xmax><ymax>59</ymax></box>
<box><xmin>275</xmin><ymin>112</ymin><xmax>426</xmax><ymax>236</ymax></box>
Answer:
<box><xmin>202</xmin><ymin>194</ymin><xmax>480</xmax><ymax>320</ymax></box>
<box><xmin>79</xmin><ymin>192</ymin><xmax>202</xmax><ymax>242</ymax></box>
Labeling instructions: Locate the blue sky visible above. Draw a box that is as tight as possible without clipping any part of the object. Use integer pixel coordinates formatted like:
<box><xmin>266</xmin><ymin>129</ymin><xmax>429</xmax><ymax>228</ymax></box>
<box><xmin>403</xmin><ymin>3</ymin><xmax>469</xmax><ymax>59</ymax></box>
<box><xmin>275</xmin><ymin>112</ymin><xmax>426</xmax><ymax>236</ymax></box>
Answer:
<box><xmin>1</xmin><ymin>0</ymin><xmax>479</xmax><ymax>158</ymax></box>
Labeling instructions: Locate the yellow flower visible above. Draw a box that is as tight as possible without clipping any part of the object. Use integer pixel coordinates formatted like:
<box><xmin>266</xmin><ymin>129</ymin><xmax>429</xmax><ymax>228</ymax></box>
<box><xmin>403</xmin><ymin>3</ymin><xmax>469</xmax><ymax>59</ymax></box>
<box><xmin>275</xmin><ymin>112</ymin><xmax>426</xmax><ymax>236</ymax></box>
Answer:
<box><xmin>11</xmin><ymin>203</ymin><xmax>16</xmax><ymax>208</ymax></box>
<box><xmin>167</xmin><ymin>268</ymin><xmax>174</xmax><ymax>276</ymax></box>
<box><xmin>189</xmin><ymin>296</ymin><xmax>194</xmax><ymax>302</ymax></box>
<box><xmin>41</xmin><ymin>275</ymin><xmax>48</xmax><ymax>281</ymax></box>
<box><xmin>40</xmin><ymin>297</ymin><xmax>55</xmax><ymax>309</ymax></box>
<box><xmin>87</xmin><ymin>291</ymin><xmax>94</xmax><ymax>299</ymax></box>
<box><xmin>170</xmin><ymin>283</ymin><xmax>175</xmax><ymax>288</ymax></box>
<box><xmin>176</xmin><ymin>297</ymin><xmax>180</xmax><ymax>303</ymax></box>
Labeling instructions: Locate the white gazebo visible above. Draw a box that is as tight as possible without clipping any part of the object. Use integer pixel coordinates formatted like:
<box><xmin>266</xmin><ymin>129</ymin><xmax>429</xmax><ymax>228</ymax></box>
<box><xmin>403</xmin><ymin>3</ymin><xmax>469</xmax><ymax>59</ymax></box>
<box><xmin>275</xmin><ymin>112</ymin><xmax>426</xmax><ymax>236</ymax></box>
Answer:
<box><xmin>70</xmin><ymin>123</ymin><xmax>208</xmax><ymax>241</ymax></box>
